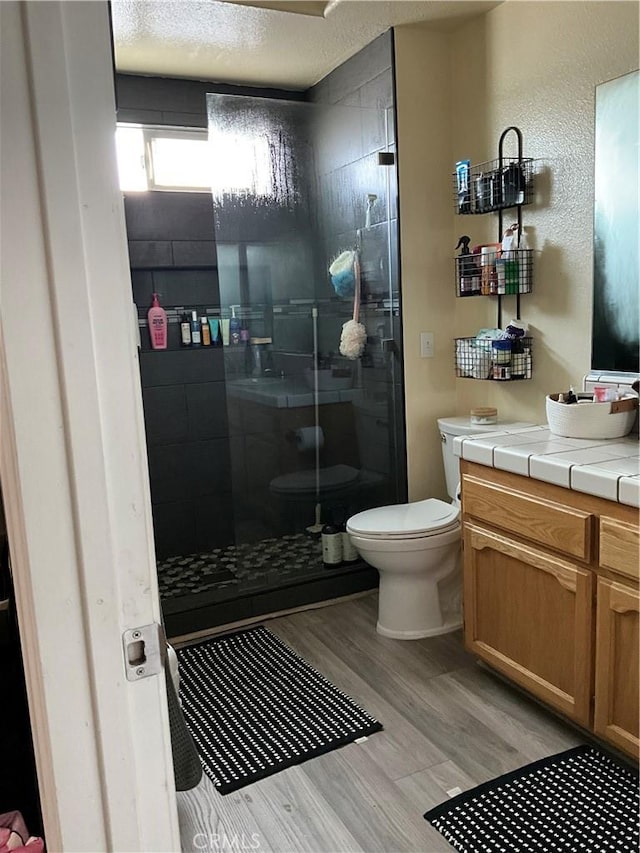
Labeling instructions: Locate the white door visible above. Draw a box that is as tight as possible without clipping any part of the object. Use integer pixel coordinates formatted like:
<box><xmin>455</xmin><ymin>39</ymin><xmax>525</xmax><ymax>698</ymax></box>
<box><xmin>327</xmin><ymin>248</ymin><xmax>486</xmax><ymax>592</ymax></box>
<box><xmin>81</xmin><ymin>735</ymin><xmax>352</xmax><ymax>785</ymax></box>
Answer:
<box><xmin>0</xmin><ymin>2</ymin><xmax>180</xmax><ymax>850</ymax></box>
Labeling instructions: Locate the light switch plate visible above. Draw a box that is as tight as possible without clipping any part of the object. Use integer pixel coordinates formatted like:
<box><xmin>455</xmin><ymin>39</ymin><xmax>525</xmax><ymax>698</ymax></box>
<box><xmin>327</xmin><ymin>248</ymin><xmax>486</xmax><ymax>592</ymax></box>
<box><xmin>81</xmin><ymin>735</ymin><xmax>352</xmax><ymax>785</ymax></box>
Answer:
<box><xmin>420</xmin><ymin>331</ymin><xmax>434</xmax><ymax>358</ymax></box>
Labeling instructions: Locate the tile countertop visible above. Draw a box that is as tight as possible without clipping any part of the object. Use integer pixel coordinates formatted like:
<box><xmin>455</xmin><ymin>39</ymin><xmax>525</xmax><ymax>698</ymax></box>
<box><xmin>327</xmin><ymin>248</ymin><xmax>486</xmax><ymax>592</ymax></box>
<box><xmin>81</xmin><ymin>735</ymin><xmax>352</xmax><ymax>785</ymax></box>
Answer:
<box><xmin>453</xmin><ymin>425</ymin><xmax>640</xmax><ymax>508</ymax></box>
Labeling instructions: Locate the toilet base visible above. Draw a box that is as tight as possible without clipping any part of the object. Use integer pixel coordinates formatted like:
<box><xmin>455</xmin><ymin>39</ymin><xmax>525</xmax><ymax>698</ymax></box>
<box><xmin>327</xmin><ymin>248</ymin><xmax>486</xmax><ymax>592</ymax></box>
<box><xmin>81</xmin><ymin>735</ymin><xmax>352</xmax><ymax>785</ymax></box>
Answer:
<box><xmin>376</xmin><ymin>614</ymin><xmax>462</xmax><ymax>640</ymax></box>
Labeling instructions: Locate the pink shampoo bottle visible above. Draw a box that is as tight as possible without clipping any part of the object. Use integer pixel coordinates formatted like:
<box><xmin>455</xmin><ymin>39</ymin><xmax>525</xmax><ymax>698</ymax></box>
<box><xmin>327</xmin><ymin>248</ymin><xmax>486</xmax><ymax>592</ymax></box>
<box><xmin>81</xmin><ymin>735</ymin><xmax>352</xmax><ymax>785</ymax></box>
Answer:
<box><xmin>147</xmin><ymin>293</ymin><xmax>168</xmax><ymax>350</ymax></box>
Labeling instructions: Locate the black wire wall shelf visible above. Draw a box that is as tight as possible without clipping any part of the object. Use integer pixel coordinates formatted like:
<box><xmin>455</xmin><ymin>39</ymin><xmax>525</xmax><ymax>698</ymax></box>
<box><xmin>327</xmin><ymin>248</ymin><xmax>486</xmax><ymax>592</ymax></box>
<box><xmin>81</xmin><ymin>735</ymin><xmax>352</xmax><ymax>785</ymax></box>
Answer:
<box><xmin>451</xmin><ymin>126</ymin><xmax>537</xmax><ymax>380</ymax></box>
<box><xmin>454</xmin><ymin>336</ymin><xmax>533</xmax><ymax>381</ymax></box>
<box><xmin>453</xmin><ymin>157</ymin><xmax>534</xmax><ymax>215</ymax></box>
<box><xmin>454</xmin><ymin>248</ymin><xmax>533</xmax><ymax>297</ymax></box>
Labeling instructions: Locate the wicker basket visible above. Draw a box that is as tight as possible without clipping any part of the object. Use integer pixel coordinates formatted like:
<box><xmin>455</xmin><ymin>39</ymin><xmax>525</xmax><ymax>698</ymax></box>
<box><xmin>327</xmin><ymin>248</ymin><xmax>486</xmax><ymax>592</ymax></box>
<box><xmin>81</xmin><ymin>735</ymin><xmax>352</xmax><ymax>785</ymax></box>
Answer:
<box><xmin>546</xmin><ymin>393</ymin><xmax>638</xmax><ymax>439</ymax></box>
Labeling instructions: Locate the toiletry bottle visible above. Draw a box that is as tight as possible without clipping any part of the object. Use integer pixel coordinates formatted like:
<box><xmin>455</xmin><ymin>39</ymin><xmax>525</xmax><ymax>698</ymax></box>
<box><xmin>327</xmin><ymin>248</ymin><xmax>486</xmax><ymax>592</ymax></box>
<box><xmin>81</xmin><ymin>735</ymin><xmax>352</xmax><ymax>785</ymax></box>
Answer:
<box><xmin>208</xmin><ymin>317</ymin><xmax>220</xmax><ymax>346</ymax></box>
<box><xmin>511</xmin><ymin>337</ymin><xmax>525</xmax><ymax>379</ymax></box>
<box><xmin>517</xmin><ymin>227</ymin><xmax>529</xmax><ymax>293</ymax></box>
<box><xmin>480</xmin><ymin>246</ymin><xmax>493</xmax><ymax>295</ymax></box>
<box><xmin>495</xmin><ymin>258</ymin><xmax>506</xmax><ymax>294</ymax></box>
<box><xmin>180</xmin><ymin>312</ymin><xmax>192</xmax><ymax>347</ymax></box>
<box><xmin>455</xmin><ymin>160</ymin><xmax>471</xmax><ymax>214</ymax></box>
<box><xmin>470</xmin><ymin>246</ymin><xmax>482</xmax><ymax>295</ymax></box>
<box><xmin>339</xmin><ymin>522</ymin><xmax>359</xmax><ymax>564</ymax></box>
<box><xmin>190</xmin><ymin>310</ymin><xmax>201</xmax><ymax>347</ymax></box>
<box><xmin>147</xmin><ymin>293</ymin><xmax>168</xmax><ymax>350</ymax></box>
<box><xmin>201</xmin><ymin>316</ymin><xmax>211</xmax><ymax>346</ymax></box>
<box><xmin>455</xmin><ymin>235</ymin><xmax>472</xmax><ymax>296</ymax></box>
<box><xmin>321</xmin><ymin>523</ymin><xmax>343</xmax><ymax>567</ymax></box>
<box><xmin>229</xmin><ymin>306</ymin><xmax>241</xmax><ymax>345</ymax></box>
<box><xmin>501</xmin><ymin>227</ymin><xmax>519</xmax><ymax>294</ymax></box>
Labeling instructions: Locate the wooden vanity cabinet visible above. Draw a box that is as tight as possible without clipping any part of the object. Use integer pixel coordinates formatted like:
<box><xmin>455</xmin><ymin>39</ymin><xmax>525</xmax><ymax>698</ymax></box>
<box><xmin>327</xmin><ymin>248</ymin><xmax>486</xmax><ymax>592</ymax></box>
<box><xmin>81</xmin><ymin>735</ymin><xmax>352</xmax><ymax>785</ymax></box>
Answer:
<box><xmin>460</xmin><ymin>460</ymin><xmax>639</xmax><ymax>758</ymax></box>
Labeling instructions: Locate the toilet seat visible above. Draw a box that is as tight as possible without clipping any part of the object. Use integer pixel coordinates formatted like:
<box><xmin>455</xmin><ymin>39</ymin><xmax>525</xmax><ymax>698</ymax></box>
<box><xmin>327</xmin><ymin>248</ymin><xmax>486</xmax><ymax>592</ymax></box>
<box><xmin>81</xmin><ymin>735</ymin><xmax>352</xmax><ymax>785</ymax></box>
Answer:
<box><xmin>347</xmin><ymin>498</ymin><xmax>459</xmax><ymax>540</ymax></box>
<box><xmin>270</xmin><ymin>464</ymin><xmax>359</xmax><ymax>496</ymax></box>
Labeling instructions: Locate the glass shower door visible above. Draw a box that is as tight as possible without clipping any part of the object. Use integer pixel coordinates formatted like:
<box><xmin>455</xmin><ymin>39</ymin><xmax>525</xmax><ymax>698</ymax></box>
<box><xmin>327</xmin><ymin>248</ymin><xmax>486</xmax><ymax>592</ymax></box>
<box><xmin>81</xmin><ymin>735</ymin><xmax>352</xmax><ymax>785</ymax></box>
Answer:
<box><xmin>208</xmin><ymin>92</ymin><xmax>405</xmax><ymax>590</ymax></box>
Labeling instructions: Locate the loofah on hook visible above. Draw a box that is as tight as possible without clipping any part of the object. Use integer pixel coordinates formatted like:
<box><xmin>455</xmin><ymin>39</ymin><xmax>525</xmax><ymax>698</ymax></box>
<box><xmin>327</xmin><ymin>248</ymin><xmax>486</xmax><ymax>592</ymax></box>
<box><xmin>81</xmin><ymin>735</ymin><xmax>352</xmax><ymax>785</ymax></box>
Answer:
<box><xmin>329</xmin><ymin>250</ymin><xmax>356</xmax><ymax>297</ymax></box>
<box><xmin>339</xmin><ymin>319</ymin><xmax>367</xmax><ymax>359</ymax></box>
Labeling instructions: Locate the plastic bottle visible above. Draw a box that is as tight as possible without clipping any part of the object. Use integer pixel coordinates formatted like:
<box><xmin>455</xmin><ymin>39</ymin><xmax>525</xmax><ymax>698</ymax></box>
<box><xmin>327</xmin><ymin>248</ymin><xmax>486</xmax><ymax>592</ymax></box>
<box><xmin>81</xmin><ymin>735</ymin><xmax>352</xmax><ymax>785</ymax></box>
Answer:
<box><xmin>201</xmin><ymin>316</ymin><xmax>211</xmax><ymax>346</ymax></box>
<box><xmin>480</xmin><ymin>247</ymin><xmax>493</xmax><ymax>295</ymax></box>
<box><xmin>190</xmin><ymin>310</ymin><xmax>201</xmax><ymax>347</ymax></box>
<box><xmin>501</xmin><ymin>227</ymin><xmax>519</xmax><ymax>295</ymax></box>
<box><xmin>340</xmin><ymin>523</ymin><xmax>359</xmax><ymax>564</ymax></box>
<box><xmin>321</xmin><ymin>523</ymin><xmax>343</xmax><ymax>567</ymax></box>
<box><xmin>147</xmin><ymin>293</ymin><xmax>168</xmax><ymax>350</ymax></box>
<box><xmin>180</xmin><ymin>312</ymin><xmax>191</xmax><ymax>347</ymax></box>
<box><xmin>517</xmin><ymin>227</ymin><xmax>530</xmax><ymax>293</ymax></box>
<box><xmin>229</xmin><ymin>305</ymin><xmax>241</xmax><ymax>345</ymax></box>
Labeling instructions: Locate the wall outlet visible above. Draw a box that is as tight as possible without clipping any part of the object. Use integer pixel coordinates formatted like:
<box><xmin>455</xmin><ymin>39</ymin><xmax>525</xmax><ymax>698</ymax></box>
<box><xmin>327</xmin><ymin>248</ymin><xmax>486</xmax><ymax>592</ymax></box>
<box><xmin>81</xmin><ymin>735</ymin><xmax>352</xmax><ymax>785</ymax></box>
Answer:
<box><xmin>420</xmin><ymin>331</ymin><xmax>434</xmax><ymax>358</ymax></box>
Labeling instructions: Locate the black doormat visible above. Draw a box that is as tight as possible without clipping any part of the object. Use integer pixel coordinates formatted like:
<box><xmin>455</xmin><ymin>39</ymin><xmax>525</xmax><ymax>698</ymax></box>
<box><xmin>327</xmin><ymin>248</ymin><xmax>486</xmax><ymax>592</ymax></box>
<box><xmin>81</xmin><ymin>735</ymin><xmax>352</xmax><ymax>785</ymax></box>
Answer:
<box><xmin>176</xmin><ymin>626</ymin><xmax>382</xmax><ymax>794</ymax></box>
<box><xmin>425</xmin><ymin>744</ymin><xmax>639</xmax><ymax>852</ymax></box>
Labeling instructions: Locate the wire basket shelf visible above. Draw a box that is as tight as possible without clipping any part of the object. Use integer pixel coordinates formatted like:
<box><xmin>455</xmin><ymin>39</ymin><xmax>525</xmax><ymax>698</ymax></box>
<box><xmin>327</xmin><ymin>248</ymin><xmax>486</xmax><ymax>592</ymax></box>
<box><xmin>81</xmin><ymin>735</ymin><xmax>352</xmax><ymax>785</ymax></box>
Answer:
<box><xmin>455</xmin><ymin>248</ymin><xmax>533</xmax><ymax>297</ymax></box>
<box><xmin>454</xmin><ymin>336</ymin><xmax>533</xmax><ymax>381</ymax></box>
<box><xmin>454</xmin><ymin>157</ymin><xmax>534</xmax><ymax>215</ymax></box>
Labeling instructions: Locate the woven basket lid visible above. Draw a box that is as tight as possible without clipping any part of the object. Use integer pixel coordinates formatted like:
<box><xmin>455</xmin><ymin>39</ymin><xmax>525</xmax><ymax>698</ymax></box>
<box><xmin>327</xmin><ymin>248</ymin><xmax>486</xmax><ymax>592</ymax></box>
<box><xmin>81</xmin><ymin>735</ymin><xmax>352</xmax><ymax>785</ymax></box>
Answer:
<box><xmin>470</xmin><ymin>406</ymin><xmax>498</xmax><ymax>418</ymax></box>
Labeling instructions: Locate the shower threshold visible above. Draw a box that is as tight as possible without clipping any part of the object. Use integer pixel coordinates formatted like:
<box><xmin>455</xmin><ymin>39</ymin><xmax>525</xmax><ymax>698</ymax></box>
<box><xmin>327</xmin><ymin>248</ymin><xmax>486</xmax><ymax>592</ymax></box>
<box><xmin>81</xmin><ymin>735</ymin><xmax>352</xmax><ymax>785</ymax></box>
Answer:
<box><xmin>158</xmin><ymin>533</ymin><xmax>378</xmax><ymax>638</ymax></box>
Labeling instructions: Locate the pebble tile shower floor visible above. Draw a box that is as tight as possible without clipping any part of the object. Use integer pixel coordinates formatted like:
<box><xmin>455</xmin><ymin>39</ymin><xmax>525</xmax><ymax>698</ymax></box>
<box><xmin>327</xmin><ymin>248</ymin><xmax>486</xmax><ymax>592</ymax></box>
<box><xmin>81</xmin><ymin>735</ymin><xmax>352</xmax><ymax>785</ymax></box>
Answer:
<box><xmin>157</xmin><ymin>534</ymin><xmax>332</xmax><ymax>600</ymax></box>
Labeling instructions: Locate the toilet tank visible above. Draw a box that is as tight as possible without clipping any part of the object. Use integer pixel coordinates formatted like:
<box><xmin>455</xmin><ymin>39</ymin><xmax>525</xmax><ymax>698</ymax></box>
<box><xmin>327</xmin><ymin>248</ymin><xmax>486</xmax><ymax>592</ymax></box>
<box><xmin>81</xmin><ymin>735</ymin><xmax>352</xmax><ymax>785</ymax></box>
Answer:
<box><xmin>437</xmin><ymin>416</ymin><xmax>535</xmax><ymax>501</ymax></box>
<box><xmin>352</xmin><ymin>392</ymin><xmax>390</xmax><ymax>474</ymax></box>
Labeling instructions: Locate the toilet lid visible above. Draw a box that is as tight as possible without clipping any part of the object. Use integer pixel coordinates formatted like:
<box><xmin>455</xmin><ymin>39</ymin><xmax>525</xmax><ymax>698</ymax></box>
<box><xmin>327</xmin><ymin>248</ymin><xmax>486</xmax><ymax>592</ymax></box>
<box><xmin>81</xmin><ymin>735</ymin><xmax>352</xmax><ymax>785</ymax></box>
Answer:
<box><xmin>347</xmin><ymin>498</ymin><xmax>459</xmax><ymax>538</ymax></box>
<box><xmin>270</xmin><ymin>464</ymin><xmax>359</xmax><ymax>495</ymax></box>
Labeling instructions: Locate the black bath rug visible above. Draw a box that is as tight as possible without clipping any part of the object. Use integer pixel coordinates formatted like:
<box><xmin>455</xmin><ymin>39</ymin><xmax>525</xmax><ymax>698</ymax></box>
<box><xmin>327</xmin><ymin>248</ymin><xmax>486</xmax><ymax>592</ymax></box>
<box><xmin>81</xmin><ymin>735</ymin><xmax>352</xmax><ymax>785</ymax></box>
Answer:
<box><xmin>424</xmin><ymin>744</ymin><xmax>639</xmax><ymax>852</ymax></box>
<box><xmin>176</xmin><ymin>626</ymin><xmax>382</xmax><ymax>794</ymax></box>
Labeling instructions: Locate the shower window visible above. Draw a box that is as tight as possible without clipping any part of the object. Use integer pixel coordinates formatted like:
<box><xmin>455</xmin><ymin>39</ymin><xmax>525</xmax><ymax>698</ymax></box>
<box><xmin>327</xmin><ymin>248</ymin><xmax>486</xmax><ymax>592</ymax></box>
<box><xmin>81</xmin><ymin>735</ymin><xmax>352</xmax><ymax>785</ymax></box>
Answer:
<box><xmin>116</xmin><ymin>124</ymin><xmax>212</xmax><ymax>192</ymax></box>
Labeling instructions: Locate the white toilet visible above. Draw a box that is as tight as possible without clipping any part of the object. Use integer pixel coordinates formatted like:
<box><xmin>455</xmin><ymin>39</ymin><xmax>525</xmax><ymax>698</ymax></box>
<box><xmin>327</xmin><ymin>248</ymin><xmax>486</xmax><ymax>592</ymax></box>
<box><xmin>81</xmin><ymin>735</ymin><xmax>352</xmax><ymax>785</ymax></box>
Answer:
<box><xmin>346</xmin><ymin>416</ymin><xmax>529</xmax><ymax>639</ymax></box>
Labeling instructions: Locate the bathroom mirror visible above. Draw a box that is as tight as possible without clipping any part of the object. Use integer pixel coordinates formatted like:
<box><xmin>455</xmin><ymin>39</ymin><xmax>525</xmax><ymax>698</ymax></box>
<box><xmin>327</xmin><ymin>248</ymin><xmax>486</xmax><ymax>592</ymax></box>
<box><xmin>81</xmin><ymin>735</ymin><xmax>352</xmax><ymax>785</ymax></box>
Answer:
<box><xmin>591</xmin><ymin>69</ymin><xmax>639</xmax><ymax>373</ymax></box>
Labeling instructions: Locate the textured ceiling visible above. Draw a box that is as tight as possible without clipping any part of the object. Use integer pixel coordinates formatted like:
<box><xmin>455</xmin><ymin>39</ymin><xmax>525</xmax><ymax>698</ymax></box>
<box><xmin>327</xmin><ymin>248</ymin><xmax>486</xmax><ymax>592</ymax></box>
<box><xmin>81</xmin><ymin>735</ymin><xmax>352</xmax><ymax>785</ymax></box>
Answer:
<box><xmin>111</xmin><ymin>0</ymin><xmax>500</xmax><ymax>90</ymax></box>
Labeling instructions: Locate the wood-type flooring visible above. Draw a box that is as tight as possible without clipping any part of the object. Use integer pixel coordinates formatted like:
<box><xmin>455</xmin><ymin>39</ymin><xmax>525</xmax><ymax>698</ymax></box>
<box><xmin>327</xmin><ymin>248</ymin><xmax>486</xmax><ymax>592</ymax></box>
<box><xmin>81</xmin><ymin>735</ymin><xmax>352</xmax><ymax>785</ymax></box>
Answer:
<box><xmin>176</xmin><ymin>592</ymin><xmax>582</xmax><ymax>853</ymax></box>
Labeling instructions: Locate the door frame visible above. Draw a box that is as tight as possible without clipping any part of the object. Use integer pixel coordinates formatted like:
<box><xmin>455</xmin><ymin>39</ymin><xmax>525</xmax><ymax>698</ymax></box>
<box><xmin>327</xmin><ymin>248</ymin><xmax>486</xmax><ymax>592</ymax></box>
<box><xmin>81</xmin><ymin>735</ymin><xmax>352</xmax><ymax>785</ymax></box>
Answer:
<box><xmin>0</xmin><ymin>2</ymin><xmax>180</xmax><ymax>849</ymax></box>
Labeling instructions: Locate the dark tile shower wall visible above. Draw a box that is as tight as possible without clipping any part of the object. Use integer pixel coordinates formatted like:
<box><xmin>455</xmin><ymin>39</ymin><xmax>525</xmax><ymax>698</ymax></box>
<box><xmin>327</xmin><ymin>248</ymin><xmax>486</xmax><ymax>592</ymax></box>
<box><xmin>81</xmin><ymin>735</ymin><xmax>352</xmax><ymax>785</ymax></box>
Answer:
<box><xmin>117</xmin><ymin>74</ymin><xmax>303</xmax><ymax>561</ymax></box>
<box><xmin>125</xmin><ymin>191</ymin><xmax>235</xmax><ymax>559</ymax></box>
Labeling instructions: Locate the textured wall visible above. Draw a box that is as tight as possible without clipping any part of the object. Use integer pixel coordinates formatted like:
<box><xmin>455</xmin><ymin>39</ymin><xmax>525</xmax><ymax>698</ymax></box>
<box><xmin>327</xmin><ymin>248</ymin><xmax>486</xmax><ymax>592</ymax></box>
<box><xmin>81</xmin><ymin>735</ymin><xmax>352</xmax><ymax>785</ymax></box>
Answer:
<box><xmin>394</xmin><ymin>26</ymin><xmax>457</xmax><ymax>502</ymax></box>
<box><xmin>452</xmin><ymin>0</ymin><xmax>639</xmax><ymax>424</ymax></box>
<box><xmin>395</xmin><ymin>2</ymin><xmax>639</xmax><ymax>501</ymax></box>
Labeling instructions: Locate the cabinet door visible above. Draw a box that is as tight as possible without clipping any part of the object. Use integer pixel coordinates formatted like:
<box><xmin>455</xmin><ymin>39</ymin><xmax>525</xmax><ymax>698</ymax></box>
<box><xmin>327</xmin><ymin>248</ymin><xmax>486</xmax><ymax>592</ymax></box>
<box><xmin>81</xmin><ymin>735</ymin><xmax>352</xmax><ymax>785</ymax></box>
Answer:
<box><xmin>594</xmin><ymin>578</ymin><xmax>640</xmax><ymax>758</ymax></box>
<box><xmin>463</xmin><ymin>522</ymin><xmax>594</xmax><ymax>727</ymax></box>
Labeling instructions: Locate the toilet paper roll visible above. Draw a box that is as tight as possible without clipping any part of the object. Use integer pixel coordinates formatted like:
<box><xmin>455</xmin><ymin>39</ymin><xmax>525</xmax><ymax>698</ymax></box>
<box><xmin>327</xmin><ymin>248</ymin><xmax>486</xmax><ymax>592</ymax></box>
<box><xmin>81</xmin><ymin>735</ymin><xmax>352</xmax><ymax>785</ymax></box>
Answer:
<box><xmin>295</xmin><ymin>426</ymin><xmax>324</xmax><ymax>451</ymax></box>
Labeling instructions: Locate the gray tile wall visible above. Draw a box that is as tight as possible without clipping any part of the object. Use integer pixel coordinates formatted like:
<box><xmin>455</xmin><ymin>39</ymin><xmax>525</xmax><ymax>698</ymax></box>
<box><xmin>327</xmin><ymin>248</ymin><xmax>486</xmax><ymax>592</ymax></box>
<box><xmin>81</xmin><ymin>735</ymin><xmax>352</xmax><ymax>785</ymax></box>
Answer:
<box><xmin>127</xmin><ymin>190</ymin><xmax>233</xmax><ymax>559</ymax></box>
<box><xmin>119</xmin><ymin>74</ymin><xmax>302</xmax><ymax>560</ymax></box>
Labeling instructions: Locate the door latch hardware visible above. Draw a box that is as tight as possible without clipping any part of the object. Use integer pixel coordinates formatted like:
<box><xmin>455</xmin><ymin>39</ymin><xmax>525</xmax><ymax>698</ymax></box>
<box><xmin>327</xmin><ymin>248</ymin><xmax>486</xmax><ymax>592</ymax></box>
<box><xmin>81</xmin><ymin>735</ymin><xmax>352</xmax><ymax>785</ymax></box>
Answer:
<box><xmin>123</xmin><ymin>623</ymin><xmax>165</xmax><ymax>681</ymax></box>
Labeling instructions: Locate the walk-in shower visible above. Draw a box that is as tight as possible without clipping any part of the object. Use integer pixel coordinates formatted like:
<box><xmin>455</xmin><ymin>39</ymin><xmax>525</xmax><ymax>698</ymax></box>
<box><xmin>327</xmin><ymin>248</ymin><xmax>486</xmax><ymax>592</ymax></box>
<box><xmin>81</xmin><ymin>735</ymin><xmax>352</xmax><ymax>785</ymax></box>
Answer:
<box><xmin>132</xmin><ymin>91</ymin><xmax>406</xmax><ymax>632</ymax></box>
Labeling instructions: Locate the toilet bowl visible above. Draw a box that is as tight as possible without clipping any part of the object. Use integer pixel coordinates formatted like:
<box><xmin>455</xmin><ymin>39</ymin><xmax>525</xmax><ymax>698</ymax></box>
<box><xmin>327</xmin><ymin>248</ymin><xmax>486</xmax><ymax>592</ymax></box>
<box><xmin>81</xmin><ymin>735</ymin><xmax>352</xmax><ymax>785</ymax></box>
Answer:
<box><xmin>347</xmin><ymin>498</ymin><xmax>462</xmax><ymax>638</ymax></box>
<box><xmin>347</xmin><ymin>415</ymin><xmax>534</xmax><ymax>639</ymax></box>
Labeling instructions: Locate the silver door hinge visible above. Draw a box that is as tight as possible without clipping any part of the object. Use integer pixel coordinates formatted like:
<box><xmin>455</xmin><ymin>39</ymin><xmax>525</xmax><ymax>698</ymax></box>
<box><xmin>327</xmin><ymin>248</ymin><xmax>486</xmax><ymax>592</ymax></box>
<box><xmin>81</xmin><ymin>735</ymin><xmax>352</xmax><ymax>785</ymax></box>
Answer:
<box><xmin>123</xmin><ymin>622</ymin><xmax>165</xmax><ymax>681</ymax></box>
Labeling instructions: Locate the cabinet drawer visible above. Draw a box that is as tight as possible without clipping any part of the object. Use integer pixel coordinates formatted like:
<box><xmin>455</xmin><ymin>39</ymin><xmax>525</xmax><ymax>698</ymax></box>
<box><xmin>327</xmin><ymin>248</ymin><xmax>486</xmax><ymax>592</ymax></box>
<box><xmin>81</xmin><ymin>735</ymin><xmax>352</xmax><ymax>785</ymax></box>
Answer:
<box><xmin>600</xmin><ymin>517</ymin><xmax>640</xmax><ymax>580</ymax></box>
<box><xmin>462</xmin><ymin>474</ymin><xmax>593</xmax><ymax>561</ymax></box>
